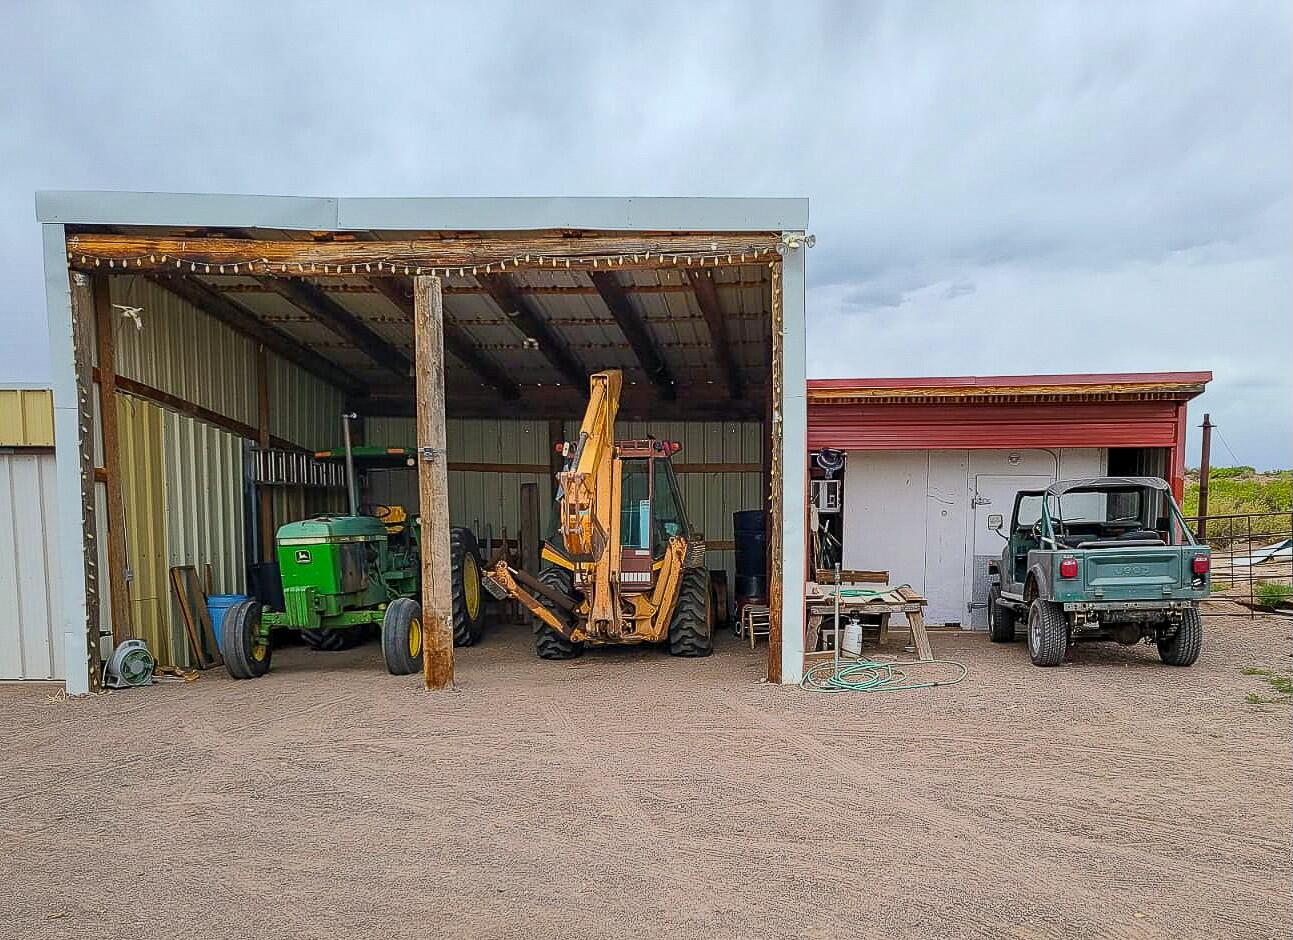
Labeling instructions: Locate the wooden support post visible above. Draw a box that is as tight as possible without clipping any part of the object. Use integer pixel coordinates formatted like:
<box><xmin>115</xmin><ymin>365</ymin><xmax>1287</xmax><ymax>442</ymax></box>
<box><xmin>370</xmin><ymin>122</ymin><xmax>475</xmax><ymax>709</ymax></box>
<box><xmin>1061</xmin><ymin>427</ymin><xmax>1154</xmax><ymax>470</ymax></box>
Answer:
<box><xmin>255</xmin><ymin>344</ymin><xmax>274</xmax><ymax>559</ymax></box>
<box><xmin>766</xmin><ymin>262</ymin><xmax>784</xmax><ymax>684</ymax></box>
<box><xmin>69</xmin><ymin>273</ymin><xmax>103</xmax><ymax>690</ymax></box>
<box><xmin>1197</xmin><ymin>413</ymin><xmax>1213</xmax><ymax>540</ymax></box>
<box><xmin>93</xmin><ymin>273</ymin><xmax>132</xmax><ymax>646</ymax></box>
<box><xmin>414</xmin><ymin>275</ymin><xmax>454</xmax><ymax>690</ymax></box>
<box><xmin>520</xmin><ymin>482</ymin><xmax>540</xmax><ymax>574</ymax></box>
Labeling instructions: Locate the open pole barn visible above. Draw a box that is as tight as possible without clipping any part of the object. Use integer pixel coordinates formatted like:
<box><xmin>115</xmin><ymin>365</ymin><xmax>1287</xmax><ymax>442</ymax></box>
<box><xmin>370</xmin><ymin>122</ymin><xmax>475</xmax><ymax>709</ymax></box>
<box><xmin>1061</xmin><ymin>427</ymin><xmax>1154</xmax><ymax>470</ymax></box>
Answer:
<box><xmin>36</xmin><ymin>192</ymin><xmax>810</xmax><ymax>694</ymax></box>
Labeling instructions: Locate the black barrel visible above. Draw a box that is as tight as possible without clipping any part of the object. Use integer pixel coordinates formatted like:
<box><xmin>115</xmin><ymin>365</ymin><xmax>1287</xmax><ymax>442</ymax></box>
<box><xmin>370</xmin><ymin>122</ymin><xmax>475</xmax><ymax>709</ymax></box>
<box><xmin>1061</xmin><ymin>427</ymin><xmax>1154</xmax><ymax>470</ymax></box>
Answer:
<box><xmin>733</xmin><ymin>510</ymin><xmax>768</xmax><ymax>580</ymax></box>
<box><xmin>248</xmin><ymin>561</ymin><xmax>285</xmax><ymax>611</ymax></box>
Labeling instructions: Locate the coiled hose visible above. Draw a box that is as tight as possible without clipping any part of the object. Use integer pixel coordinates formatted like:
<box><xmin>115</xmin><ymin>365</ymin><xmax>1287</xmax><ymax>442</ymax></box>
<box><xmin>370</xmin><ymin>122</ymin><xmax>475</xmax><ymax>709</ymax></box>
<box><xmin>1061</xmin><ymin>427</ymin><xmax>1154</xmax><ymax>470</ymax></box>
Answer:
<box><xmin>800</xmin><ymin>657</ymin><xmax>968</xmax><ymax>694</ymax></box>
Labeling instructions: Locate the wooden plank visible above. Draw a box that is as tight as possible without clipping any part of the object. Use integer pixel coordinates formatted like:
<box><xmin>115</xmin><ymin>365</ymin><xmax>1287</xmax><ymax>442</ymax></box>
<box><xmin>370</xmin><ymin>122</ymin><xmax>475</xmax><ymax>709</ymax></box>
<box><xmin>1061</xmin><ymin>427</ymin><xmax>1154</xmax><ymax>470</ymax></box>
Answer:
<box><xmin>448</xmin><ymin>461</ymin><xmax>549</xmax><ymax>475</ymax></box>
<box><xmin>520</xmin><ymin>482</ymin><xmax>540</xmax><ymax>575</ymax></box>
<box><xmin>93</xmin><ymin>273</ymin><xmax>132</xmax><ymax>647</ymax></box>
<box><xmin>816</xmin><ymin>568</ymin><xmax>890</xmax><ymax>584</ymax></box>
<box><xmin>69</xmin><ymin>272</ymin><xmax>104</xmax><ymax>691</ymax></box>
<box><xmin>766</xmin><ymin>262</ymin><xmax>783</xmax><ymax>684</ymax></box>
<box><xmin>368</xmin><ymin>276</ymin><xmax>520</xmax><ymax>400</ymax></box>
<box><xmin>414</xmin><ymin>275</ymin><xmax>454</xmax><ymax>690</ymax></box>
<box><xmin>673</xmin><ymin>462</ymin><xmax>761</xmax><ymax>474</ymax></box>
<box><xmin>146</xmin><ymin>274</ymin><xmax>366</xmax><ymax>396</ymax></box>
<box><xmin>67</xmin><ymin>232</ymin><xmax>783</xmax><ymax>274</ymax></box>
<box><xmin>587</xmin><ymin>271</ymin><xmax>675</xmax><ymax>399</ymax></box>
<box><xmin>907</xmin><ymin>610</ymin><xmax>934</xmax><ymax>662</ymax></box>
<box><xmin>169</xmin><ymin>565</ymin><xmax>222</xmax><ymax>669</ymax></box>
<box><xmin>686</xmin><ymin>268</ymin><xmax>744</xmax><ymax>400</ymax></box>
<box><xmin>476</xmin><ymin>273</ymin><xmax>587</xmax><ymax>391</ymax></box>
<box><xmin>258</xmin><ymin>276</ymin><xmax>411</xmax><ymax>381</ymax></box>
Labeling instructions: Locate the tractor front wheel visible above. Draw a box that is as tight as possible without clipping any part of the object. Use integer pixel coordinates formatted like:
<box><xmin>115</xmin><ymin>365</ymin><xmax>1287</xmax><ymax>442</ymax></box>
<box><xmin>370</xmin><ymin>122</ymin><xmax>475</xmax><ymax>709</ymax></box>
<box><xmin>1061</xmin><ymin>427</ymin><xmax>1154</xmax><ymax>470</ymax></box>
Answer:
<box><xmin>222</xmin><ymin>600</ymin><xmax>271</xmax><ymax>679</ymax></box>
<box><xmin>668</xmin><ymin>567</ymin><xmax>714</xmax><ymax>657</ymax></box>
<box><xmin>382</xmin><ymin>597</ymin><xmax>424</xmax><ymax>675</ymax></box>
<box><xmin>534</xmin><ymin>565</ymin><xmax>582</xmax><ymax>660</ymax></box>
<box><xmin>450</xmin><ymin>527</ymin><xmax>488</xmax><ymax>647</ymax></box>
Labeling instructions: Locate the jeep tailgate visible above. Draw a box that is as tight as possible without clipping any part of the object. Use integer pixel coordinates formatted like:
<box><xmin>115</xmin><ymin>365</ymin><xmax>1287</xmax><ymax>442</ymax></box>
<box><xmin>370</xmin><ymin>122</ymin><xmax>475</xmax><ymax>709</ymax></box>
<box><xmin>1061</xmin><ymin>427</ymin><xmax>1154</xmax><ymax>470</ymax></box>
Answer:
<box><xmin>1084</xmin><ymin>548</ymin><xmax>1184</xmax><ymax>598</ymax></box>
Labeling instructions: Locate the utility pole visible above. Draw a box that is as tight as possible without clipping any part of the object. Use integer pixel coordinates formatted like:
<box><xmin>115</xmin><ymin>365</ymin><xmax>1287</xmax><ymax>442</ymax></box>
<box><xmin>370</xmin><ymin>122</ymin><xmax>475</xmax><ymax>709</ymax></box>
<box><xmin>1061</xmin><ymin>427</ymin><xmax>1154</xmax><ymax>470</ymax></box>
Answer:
<box><xmin>1197</xmin><ymin>413</ymin><xmax>1213</xmax><ymax>540</ymax></box>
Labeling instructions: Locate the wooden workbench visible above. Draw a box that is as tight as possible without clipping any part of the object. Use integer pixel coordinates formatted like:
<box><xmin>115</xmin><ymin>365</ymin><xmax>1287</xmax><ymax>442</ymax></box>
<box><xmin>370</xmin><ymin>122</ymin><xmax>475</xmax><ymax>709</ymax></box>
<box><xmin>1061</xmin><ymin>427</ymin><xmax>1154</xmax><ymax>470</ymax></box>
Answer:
<box><xmin>805</xmin><ymin>584</ymin><xmax>934</xmax><ymax>661</ymax></box>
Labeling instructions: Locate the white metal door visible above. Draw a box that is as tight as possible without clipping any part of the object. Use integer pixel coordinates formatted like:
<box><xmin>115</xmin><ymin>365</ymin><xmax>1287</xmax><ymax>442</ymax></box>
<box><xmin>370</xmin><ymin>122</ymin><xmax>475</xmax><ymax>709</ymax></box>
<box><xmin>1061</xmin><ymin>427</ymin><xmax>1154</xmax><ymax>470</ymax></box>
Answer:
<box><xmin>968</xmin><ymin>473</ymin><xmax>1053</xmax><ymax>626</ymax></box>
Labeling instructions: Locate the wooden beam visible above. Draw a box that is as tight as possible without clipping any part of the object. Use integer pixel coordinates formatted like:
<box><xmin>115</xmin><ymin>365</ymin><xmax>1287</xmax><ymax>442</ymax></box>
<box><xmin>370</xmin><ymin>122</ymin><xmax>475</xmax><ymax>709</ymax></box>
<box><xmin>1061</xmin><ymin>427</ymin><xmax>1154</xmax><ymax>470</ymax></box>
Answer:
<box><xmin>257</xmin><ymin>277</ymin><xmax>411</xmax><ymax>382</ymax></box>
<box><xmin>587</xmin><ymin>271</ymin><xmax>675</xmax><ymax>400</ymax></box>
<box><xmin>476</xmin><ymin>273</ymin><xmax>588</xmax><ymax>391</ymax></box>
<box><xmin>414</xmin><ymin>275</ymin><xmax>454</xmax><ymax>691</ymax></box>
<box><xmin>359</xmin><ymin>392</ymin><xmax>766</xmax><ymax>422</ymax></box>
<box><xmin>69</xmin><ymin>273</ymin><xmax>104</xmax><ymax>691</ymax></box>
<box><xmin>66</xmin><ymin>232</ymin><xmax>783</xmax><ymax>274</ymax></box>
<box><xmin>92</xmin><ymin>274</ymin><xmax>132</xmax><ymax>647</ymax></box>
<box><xmin>368</xmin><ymin>276</ymin><xmax>520</xmax><ymax>400</ymax></box>
<box><xmin>147</xmin><ymin>274</ymin><xmax>367</xmax><ymax>397</ymax></box>
<box><xmin>686</xmin><ymin>269</ymin><xmax>744</xmax><ymax>401</ymax></box>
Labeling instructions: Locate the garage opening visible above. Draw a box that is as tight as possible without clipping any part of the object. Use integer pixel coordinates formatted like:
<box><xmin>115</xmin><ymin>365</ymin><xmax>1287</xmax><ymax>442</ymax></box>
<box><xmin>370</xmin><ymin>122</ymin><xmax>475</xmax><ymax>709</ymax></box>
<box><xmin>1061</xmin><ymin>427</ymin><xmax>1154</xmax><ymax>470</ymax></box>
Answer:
<box><xmin>59</xmin><ymin>220</ymin><xmax>798</xmax><ymax>691</ymax></box>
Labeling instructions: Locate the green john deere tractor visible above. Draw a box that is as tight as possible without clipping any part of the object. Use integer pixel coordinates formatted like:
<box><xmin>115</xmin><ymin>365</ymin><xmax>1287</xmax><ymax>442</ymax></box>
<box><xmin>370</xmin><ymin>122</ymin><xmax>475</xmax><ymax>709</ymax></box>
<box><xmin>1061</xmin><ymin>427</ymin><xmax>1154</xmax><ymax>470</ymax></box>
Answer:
<box><xmin>221</xmin><ymin>423</ymin><xmax>487</xmax><ymax>679</ymax></box>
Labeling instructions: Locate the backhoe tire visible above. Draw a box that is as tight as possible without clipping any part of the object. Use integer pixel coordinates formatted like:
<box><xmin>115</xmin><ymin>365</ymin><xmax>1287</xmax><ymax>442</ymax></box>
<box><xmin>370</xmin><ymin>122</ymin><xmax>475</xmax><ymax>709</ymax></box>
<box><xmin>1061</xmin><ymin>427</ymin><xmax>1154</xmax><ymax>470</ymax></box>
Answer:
<box><xmin>450</xmin><ymin>527</ymin><xmax>488</xmax><ymax>647</ymax></box>
<box><xmin>987</xmin><ymin>587</ymin><xmax>1015</xmax><ymax>643</ymax></box>
<box><xmin>382</xmin><ymin>597</ymin><xmax>423</xmax><ymax>675</ymax></box>
<box><xmin>1027</xmin><ymin>598</ymin><xmax>1068</xmax><ymax>667</ymax></box>
<box><xmin>669</xmin><ymin>567</ymin><xmax>714</xmax><ymax>657</ymax></box>
<box><xmin>300</xmin><ymin>627</ymin><xmax>365</xmax><ymax>652</ymax></box>
<box><xmin>222</xmin><ymin>600</ymin><xmax>271</xmax><ymax>680</ymax></box>
<box><xmin>1157</xmin><ymin>606</ymin><xmax>1202</xmax><ymax>667</ymax></box>
<box><xmin>534</xmin><ymin>565</ymin><xmax>582</xmax><ymax>660</ymax></box>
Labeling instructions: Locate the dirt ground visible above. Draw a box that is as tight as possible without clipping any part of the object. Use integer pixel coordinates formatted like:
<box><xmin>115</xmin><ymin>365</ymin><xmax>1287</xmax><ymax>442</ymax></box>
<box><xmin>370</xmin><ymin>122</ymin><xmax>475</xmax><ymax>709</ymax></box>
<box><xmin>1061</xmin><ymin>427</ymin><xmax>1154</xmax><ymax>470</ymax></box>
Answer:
<box><xmin>1</xmin><ymin>613</ymin><xmax>1289</xmax><ymax>940</ymax></box>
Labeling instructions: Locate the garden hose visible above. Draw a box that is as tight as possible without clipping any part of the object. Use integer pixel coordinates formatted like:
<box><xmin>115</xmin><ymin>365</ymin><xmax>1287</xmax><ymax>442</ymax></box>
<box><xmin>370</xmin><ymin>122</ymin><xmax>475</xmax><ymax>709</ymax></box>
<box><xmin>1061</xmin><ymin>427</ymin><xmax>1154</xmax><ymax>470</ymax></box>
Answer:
<box><xmin>800</xmin><ymin>657</ymin><xmax>968</xmax><ymax>694</ymax></box>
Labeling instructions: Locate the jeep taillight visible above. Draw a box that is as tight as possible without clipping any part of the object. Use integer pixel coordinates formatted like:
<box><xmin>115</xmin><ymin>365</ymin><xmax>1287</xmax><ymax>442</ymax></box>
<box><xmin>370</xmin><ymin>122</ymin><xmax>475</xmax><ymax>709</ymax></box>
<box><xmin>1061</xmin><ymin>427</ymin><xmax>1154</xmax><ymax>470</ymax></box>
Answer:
<box><xmin>1060</xmin><ymin>558</ymin><xmax>1079</xmax><ymax>578</ymax></box>
<box><xmin>1192</xmin><ymin>555</ymin><xmax>1210</xmax><ymax>575</ymax></box>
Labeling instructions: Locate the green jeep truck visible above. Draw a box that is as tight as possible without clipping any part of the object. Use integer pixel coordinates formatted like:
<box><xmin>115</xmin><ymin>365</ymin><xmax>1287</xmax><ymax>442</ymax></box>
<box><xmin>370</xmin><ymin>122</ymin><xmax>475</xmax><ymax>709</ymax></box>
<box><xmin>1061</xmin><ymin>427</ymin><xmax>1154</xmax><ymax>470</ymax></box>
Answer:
<box><xmin>986</xmin><ymin>476</ymin><xmax>1210</xmax><ymax>667</ymax></box>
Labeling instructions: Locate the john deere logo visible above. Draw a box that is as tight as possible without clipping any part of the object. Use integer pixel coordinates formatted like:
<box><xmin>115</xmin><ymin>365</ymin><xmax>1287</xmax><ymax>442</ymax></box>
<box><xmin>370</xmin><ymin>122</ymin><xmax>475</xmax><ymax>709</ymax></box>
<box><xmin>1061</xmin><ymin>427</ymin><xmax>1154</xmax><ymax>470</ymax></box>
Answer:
<box><xmin>295</xmin><ymin>550</ymin><xmax>311</xmax><ymax>564</ymax></box>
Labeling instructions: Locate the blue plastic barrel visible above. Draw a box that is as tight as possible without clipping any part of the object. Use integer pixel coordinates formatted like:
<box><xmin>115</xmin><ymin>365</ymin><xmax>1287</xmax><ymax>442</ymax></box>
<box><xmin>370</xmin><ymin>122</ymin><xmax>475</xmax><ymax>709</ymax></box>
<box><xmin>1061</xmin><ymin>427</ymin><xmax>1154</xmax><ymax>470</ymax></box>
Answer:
<box><xmin>207</xmin><ymin>594</ymin><xmax>250</xmax><ymax>652</ymax></box>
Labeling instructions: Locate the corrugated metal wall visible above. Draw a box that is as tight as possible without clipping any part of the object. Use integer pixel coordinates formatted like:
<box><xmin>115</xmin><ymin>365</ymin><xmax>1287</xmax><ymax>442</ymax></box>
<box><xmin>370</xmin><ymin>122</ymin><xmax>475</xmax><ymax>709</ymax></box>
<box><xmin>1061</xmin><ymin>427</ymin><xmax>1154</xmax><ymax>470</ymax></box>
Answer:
<box><xmin>0</xmin><ymin>389</ymin><xmax>55</xmax><ymax>447</ymax></box>
<box><xmin>162</xmin><ymin>412</ymin><xmax>247</xmax><ymax>666</ymax></box>
<box><xmin>116</xmin><ymin>396</ymin><xmax>173</xmax><ymax>665</ymax></box>
<box><xmin>269</xmin><ymin>354</ymin><xmax>347</xmax><ymax>451</ymax></box>
<box><xmin>0</xmin><ymin>452</ymin><xmax>63</xmax><ymax>679</ymax></box>
<box><xmin>109</xmin><ymin>277</ymin><xmax>258</xmax><ymax>429</ymax></box>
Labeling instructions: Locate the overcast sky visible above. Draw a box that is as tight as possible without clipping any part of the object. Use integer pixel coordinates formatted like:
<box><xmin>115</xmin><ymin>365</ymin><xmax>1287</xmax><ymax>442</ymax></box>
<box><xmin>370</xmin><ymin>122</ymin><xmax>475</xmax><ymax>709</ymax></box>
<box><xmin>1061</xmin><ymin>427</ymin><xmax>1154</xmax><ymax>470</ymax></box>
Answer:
<box><xmin>2</xmin><ymin>1</ymin><xmax>1288</xmax><ymax>468</ymax></box>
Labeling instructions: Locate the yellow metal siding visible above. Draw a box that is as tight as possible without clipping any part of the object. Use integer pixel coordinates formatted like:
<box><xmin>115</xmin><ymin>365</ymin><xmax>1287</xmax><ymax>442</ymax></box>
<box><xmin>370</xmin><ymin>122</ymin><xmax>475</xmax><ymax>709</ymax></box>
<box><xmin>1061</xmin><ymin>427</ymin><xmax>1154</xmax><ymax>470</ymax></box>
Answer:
<box><xmin>116</xmin><ymin>396</ymin><xmax>174</xmax><ymax>665</ymax></box>
<box><xmin>0</xmin><ymin>390</ymin><xmax>55</xmax><ymax>447</ymax></box>
<box><xmin>0</xmin><ymin>452</ymin><xmax>63</xmax><ymax>679</ymax></box>
<box><xmin>109</xmin><ymin>276</ymin><xmax>258</xmax><ymax>427</ymax></box>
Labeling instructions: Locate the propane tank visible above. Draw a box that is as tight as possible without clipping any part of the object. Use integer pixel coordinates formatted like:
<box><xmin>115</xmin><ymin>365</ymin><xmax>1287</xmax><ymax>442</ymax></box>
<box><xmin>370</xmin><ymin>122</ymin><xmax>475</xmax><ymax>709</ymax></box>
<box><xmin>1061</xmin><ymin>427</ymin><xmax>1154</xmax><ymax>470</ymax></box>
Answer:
<box><xmin>841</xmin><ymin>616</ymin><xmax>863</xmax><ymax>656</ymax></box>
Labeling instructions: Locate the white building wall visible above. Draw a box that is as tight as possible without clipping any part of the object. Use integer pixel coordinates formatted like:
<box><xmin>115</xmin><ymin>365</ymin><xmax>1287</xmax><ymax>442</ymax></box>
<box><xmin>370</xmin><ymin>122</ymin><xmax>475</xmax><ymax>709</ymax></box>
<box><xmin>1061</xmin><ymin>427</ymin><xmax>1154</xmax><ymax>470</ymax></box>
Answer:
<box><xmin>842</xmin><ymin>448</ymin><xmax>1105</xmax><ymax>626</ymax></box>
<box><xmin>0</xmin><ymin>452</ymin><xmax>64</xmax><ymax>679</ymax></box>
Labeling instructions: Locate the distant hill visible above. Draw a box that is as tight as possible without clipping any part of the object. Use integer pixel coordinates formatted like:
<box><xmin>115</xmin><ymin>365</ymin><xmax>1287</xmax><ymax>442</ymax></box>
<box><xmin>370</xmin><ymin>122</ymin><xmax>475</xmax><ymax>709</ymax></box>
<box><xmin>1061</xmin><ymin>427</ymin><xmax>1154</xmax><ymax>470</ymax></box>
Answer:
<box><xmin>1183</xmin><ymin>467</ymin><xmax>1291</xmax><ymax>533</ymax></box>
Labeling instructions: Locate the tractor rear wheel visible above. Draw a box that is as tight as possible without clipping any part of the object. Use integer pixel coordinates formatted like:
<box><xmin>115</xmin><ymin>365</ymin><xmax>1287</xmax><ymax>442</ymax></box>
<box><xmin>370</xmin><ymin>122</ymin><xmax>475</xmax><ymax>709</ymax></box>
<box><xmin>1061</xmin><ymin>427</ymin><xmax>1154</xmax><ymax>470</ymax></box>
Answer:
<box><xmin>987</xmin><ymin>587</ymin><xmax>1015</xmax><ymax>643</ymax></box>
<box><xmin>534</xmin><ymin>565</ymin><xmax>582</xmax><ymax>660</ymax></box>
<box><xmin>300</xmin><ymin>627</ymin><xmax>365</xmax><ymax>652</ymax></box>
<box><xmin>450</xmin><ymin>527</ymin><xmax>488</xmax><ymax>646</ymax></box>
<box><xmin>382</xmin><ymin>597</ymin><xmax>423</xmax><ymax>675</ymax></box>
<box><xmin>1157</xmin><ymin>606</ymin><xmax>1203</xmax><ymax>666</ymax></box>
<box><xmin>222</xmin><ymin>600</ymin><xmax>271</xmax><ymax>679</ymax></box>
<box><xmin>1027</xmin><ymin>598</ymin><xmax>1068</xmax><ymax>667</ymax></box>
<box><xmin>669</xmin><ymin>567</ymin><xmax>714</xmax><ymax>657</ymax></box>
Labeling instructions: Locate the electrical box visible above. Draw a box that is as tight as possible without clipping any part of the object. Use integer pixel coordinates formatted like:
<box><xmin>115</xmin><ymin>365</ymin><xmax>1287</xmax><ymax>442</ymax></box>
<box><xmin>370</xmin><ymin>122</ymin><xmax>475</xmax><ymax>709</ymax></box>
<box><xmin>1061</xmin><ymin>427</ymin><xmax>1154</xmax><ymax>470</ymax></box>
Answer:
<box><xmin>811</xmin><ymin>479</ymin><xmax>842</xmax><ymax>514</ymax></box>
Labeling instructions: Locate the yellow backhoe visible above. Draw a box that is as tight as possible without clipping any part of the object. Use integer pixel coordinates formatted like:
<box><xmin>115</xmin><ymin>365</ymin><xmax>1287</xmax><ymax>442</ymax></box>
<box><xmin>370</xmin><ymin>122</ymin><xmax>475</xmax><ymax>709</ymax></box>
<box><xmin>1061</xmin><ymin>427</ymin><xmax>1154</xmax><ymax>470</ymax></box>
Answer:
<box><xmin>484</xmin><ymin>370</ymin><xmax>714</xmax><ymax>659</ymax></box>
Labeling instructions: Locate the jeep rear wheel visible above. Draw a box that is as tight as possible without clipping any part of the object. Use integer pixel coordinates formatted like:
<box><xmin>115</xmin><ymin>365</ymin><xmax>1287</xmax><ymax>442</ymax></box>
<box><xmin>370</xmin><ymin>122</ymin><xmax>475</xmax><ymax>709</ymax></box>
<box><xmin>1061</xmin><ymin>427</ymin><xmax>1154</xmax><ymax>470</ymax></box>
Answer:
<box><xmin>1157</xmin><ymin>606</ymin><xmax>1202</xmax><ymax>667</ymax></box>
<box><xmin>1027</xmin><ymin>599</ymin><xmax>1068</xmax><ymax>667</ymax></box>
<box><xmin>987</xmin><ymin>587</ymin><xmax>1015</xmax><ymax>643</ymax></box>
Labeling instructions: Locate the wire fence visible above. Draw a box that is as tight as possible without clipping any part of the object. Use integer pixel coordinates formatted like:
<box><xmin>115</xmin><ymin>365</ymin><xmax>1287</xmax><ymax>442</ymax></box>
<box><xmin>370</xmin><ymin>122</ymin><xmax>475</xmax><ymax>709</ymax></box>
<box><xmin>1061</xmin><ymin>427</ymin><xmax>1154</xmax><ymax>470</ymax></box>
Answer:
<box><xmin>1182</xmin><ymin>510</ymin><xmax>1293</xmax><ymax>617</ymax></box>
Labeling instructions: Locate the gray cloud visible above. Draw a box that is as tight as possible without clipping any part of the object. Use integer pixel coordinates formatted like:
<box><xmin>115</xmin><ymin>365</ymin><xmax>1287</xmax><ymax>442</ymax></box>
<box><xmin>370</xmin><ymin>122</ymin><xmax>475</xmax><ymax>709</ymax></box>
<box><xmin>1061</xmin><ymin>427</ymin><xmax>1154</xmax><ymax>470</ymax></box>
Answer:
<box><xmin>0</xmin><ymin>0</ymin><xmax>1288</xmax><ymax>467</ymax></box>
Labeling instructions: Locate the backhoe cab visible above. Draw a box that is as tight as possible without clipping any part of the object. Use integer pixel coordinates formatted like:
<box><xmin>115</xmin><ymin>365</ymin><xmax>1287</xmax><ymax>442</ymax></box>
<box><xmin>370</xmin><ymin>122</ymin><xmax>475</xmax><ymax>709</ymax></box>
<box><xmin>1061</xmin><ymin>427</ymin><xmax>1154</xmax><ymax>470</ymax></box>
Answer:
<box><xmin>485</xmin><ymin>370</ymin><xmax>714</xmax><ymax>659</ymax></box>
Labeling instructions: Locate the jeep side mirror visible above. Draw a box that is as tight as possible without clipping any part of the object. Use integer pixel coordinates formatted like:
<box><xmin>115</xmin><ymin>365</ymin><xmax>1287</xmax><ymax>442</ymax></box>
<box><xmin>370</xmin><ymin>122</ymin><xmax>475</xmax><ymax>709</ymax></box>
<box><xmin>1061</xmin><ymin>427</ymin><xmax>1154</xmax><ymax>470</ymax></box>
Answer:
<box><xmin>987</xmin><ymin>514</ymin><xmax>1007</xmax><ymax>540</ymax></box>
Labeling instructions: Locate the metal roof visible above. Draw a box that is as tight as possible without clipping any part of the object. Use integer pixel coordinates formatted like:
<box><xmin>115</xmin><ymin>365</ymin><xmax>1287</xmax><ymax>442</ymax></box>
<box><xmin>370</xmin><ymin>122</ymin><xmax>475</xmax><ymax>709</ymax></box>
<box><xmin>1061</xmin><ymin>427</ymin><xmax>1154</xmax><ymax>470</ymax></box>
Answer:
<box><xmin>1045</xmin><ymin>476</ymin><xmax>1171</xmax><ymax>495</ymax></box>
<box><xmin>809</xmin><ymin>371</ymin><xmax>1211</xmax><ymax>400</ymax></box>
